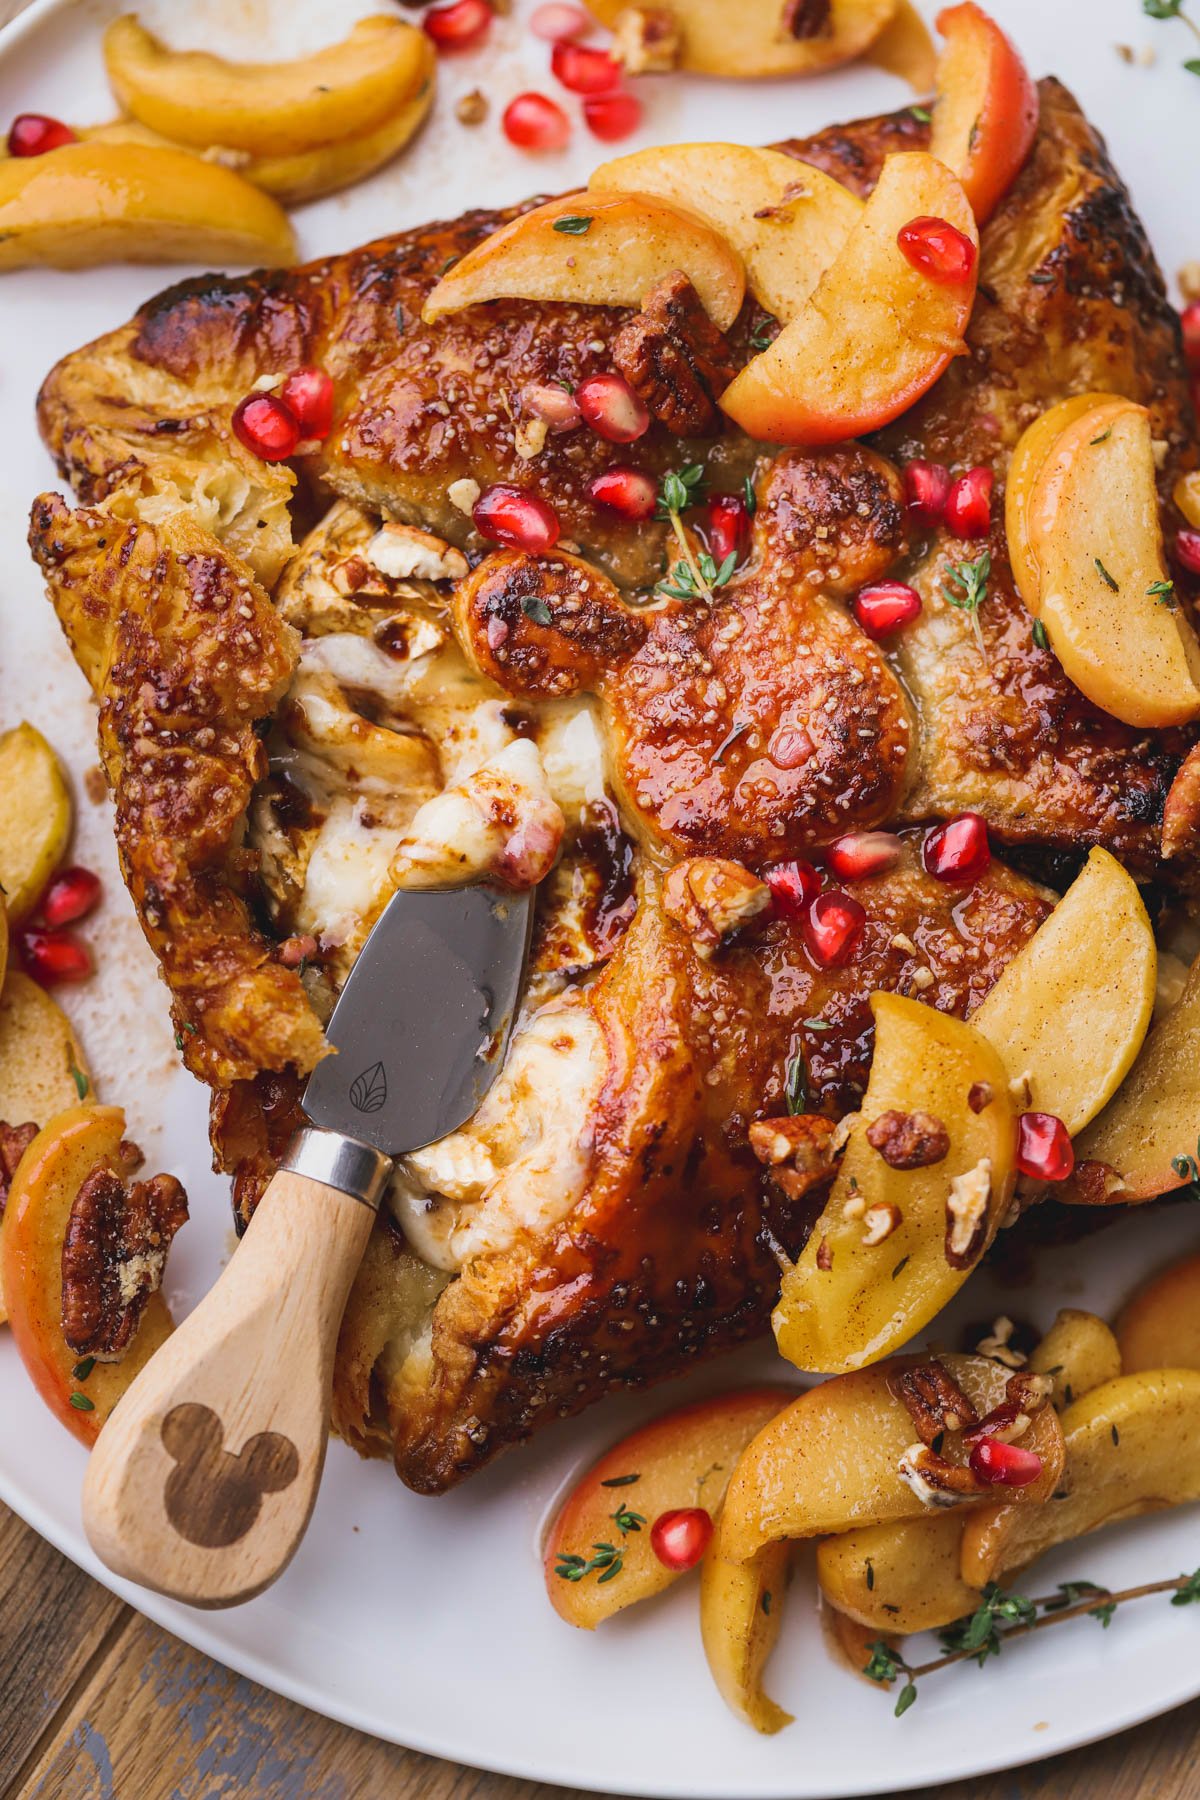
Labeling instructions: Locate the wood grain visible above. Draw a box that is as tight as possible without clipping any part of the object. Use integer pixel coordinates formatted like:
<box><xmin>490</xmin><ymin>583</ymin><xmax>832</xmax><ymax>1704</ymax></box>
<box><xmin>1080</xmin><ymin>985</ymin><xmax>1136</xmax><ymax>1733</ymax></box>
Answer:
<box><xmin>3</xmin><ymin>1498</ymin><xmax>1200</xmax><ymax>1800</ymax></box>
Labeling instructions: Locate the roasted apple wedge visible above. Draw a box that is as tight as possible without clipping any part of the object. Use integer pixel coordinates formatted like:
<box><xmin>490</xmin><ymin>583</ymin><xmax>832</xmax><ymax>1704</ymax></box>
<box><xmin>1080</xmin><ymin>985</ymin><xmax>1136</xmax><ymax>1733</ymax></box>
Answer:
<box><xmin>103</xmin><ymin>14</ymin><xmax>429</xmax><ymax>159</ymax></box>
<box><xmin>700</xmin><ymin>1530</ymin><xmax>792</xmax><ymax>1734</ymax></box>
<box><xmin>1019</xmin><ymin>398</ymin><xmax>1200</xmax><ymax>728</ymax></box>
<box><xmin>423</xmin><ymin>190</ymin><xmax>746</xmax><ymax>331</ymax></box>
<box><xmin>1027</xmin><ymin>1308</ymin><xmax>1123</xmax><ymax>1409</ymax></box>
<box><xmin>0</xmin><ymin>723</ymin><xmax>70</xmax><ymax>923</ymax></box>
<box><xmin>1064</xmin><ymin>951</ymin><xmax>1200</xmax><ymax>1205</ymax></box>
<box><xmin>971</xmin><ymin>848</ymin><xmax>1156</xmax><ymax>1136</ymax></box>
<box><xmin>0</xmin><ymin>141</ymin><xmax>296</xmax><ymax>272</ymax></box>
<box><xmin>589</xmin><ymin>144</ymin><xmax>862</xmax><ymax>322</ymax></box>
<box><xmin>1117</xmin><ymin>1256</ymin><xmax>1200</xmax><ymax>1374</ymax></box>
<box><xmin>773</xmin><ymin>995</ymin><xmax>1014</xmax><ymax>1376</ymax></box>
<box><xmin>0</xmin><ymin>1104</ymin><xmax>182</xmax><ymax>1445</ymax></box>
<box><xmin>544</xmin><ymin>1388</ymin><xmax>786</xmax><ymax>1628</ymax></box>
<box><xmin>718</xmin><ymin>1353</ymin><xmax>1062</xmax><ymax>1566</ymax></box>
<box><xmin>720</xmin><ymin>152</ymin><xmax>978</xmax><ymax>445</ymax></box>
<box><xmin>584</xmin><ymin>0</ymin><xmax>897</xmax><ymax>78</ymax></box>
<box><xmin>0</xmin><ymin>972</ymin><xmax>92</xmax><ymax>1128</ymax></box>
<box><xmin>1005</xmin><ymin>392</ymin><xmax>1123</xmax><ymax>607</ymax></box>
<box><xmin>929</xmin><ymin>3</ymin><xmax>1039</xmax><ymax>222</ymax></box>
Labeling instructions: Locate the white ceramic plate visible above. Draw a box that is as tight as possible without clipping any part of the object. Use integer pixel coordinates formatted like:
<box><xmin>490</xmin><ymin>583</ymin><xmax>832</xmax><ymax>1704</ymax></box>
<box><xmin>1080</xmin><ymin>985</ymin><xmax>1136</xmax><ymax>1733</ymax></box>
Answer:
<box><xmin>3</xmin><ymin>1</ymin><xmax>1200</xmax><ymax>1791</ymax></box>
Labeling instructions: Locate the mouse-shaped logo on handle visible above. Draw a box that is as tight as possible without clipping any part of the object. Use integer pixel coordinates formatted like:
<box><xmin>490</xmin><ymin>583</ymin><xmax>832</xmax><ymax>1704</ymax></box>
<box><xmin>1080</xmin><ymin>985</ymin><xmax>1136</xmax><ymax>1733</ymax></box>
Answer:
<box><xmin>161</xmin><ymin>1402</ymin><xmax>299</xmax><ymax>1548</ymax></box>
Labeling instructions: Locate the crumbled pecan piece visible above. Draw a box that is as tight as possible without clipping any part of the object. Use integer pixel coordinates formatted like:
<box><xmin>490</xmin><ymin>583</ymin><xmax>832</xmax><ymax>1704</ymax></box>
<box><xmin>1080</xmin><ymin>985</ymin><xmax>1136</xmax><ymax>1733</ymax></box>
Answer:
<box><xmin>963</xmin><ymin>1375</ymin><xmax>1052</xmax><ymax>1447</ymax></box>
<box><xmin>455</xmin><ymin>89</ymin><xmax>489</xmax><ymax>127</ymax></box>
<box><xmin>0</xmin><ymin>1121</ymin><xmax>38</xmax><ymax>1217</ymax></box>
<box><xmin>612</xmin><ymin>272</ymin><xmax>739</xmax><ymax>436</ymax></box>
<box><xmin>61</xmin><ymin>1160</ymin><xmax>189</xmax><ymax>1358</ymax></box>
<box><xmin>861</xmin><ymin>1201</ymin><xmax>902</xmax><ymax>1246</ymax></box>
<box><xmin>612</xmin><ymin>4</ymin><xmax>681</xmax><ymax>71</ymax></box>
<box><xmin>782</xmin><ymin>0</ymin><xmax>832</xmax><ymax>37</ymax></box>
<box><xmin>866</xmin><ymin>1109</ymin><xmax>950</xmax><ymax>1170</ymax></box>
<box><xmin>749</xmin><ymin>1113</ymin><xmax>838</xmax><ymax>1203</ymax></box>
<box><xmin>663</xmin><ymin>857</ymin><xmax>771</xmax><ymax>957</ymax></box>
<box><xmin>889</xmin><ymin>1359</ymin><xmax>980</xmax><ymax>1445</ymax></box>
<box><xmin>975</xmin><ymin>1313</ymin><xmax>1026</xmax><ymax>1368</ymax></box>
<box><xmin>967</xmin><ymin>1081</ymin><xmax>994</xmax><ymax>1114</ymax></box>
<box><xmin>815</xmin><ymin>1234</ymin><xmax>833</xmax><ymax>1271</ymax></box>
<box><xmin>897</xmin><ymin>1443</ymin><xmax>982</xmax><ymax>1508</ymax></box>
<box><xmin>945</xmin><ymin>1158</ymin><xmax>992</xmax><ymax>1269</ymax></box>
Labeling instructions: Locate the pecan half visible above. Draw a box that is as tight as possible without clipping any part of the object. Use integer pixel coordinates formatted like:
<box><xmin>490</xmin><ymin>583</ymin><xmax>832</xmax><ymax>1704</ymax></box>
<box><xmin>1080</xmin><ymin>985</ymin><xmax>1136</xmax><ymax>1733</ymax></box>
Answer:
<box><xmin>749</xmin><ymin>1112</ymin><xmax>838</xmax><ymax>1203</ymax></box>
<box><xmin>866</xmin><ymin>1109</ymin><xmax>950</xmax><ymax>1170</ymax></box>
<box><xmin>897</xmin><ymin>1443</ymin><xmax>982</xmax><ymax>1508</ymax></box>
<box><xmin>61</xmin><ymin>1161</ymin><xmax>189</xmax><ymax>1358</ymax></box>
<box><xmin>612</xmin><ymin>272</ymin><xmax>739</xmax><ymax>436</ymax></box>
<box><xmin>0</xmin><ymin>1121</ymin><xmax>37</xmax><ymax>1217</ymax></box>
<box><xmin>783</xmin><ymin>0</ymin><xmax>832</xmax><ymax>38</ymax></box>
<box><xmin>889</xmin><ymin>1359</ymin><xmax>980</xmax><ymax>1445</ymax></box>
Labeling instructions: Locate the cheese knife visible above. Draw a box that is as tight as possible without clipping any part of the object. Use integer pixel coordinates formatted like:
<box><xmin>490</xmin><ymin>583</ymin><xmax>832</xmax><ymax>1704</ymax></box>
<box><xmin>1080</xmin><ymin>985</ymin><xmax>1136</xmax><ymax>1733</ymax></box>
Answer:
<box><xmin>81</xmin><ymin>882</ymin><xmax>534</xmax><ymax>1608</ymax></box>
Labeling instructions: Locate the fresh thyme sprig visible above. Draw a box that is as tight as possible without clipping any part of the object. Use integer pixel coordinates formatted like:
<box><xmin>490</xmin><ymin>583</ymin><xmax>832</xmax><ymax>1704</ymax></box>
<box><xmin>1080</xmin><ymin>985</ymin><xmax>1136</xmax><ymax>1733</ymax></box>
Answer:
<box><xmin>942</xmin><ymin>552</ymin><xmax>991</xmax><ymax>658</ymax></box>
<box><xmin>865</xmin><ymin>1569</ymin><xmax>1200</xmax><ymax>1715</ymax></box>
<box><xmin>554</xmin><ymin>1543</ymin><xmax>625</xmax><ymax>1585</ymax></box>
<box><xmin>1142</xmin><ymin>0</ymin><xmax>1200</xmax><ymax>72</ymax></box>
<box><xmin>655</xmin><ymin>464</ymin><xmax>719</xmax><ymax>601</ymax></box>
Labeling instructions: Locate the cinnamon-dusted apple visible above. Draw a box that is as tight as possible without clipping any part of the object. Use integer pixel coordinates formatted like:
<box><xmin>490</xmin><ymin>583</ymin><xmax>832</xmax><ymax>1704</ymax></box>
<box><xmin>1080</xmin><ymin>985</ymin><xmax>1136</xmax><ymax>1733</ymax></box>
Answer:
<box><xmin>0</xmin><ymin>972</ymin><xmax>92</xmax><ymax>1129</ymax></box>
<box><xmin>773</xmin><ymin>995</ymin><xmax>1015</xmax><ymax>1376</ymax></box>
<box><xmin>0</xmin><ymin>1104</ymin><xmax>185</xmax><ymax>1444</ymax></box>
<box><xmin>720</xmin><ymin>153</ymin><xmax>978</xmax><ymax>444</ymax></box>
<box><xmin>0</xmin><ymin>723</ymin><xmax>71</xmax><ymax>923</ymax></box>
<box><xmin>584</xmin><ymin>0</ymin><xmax>897</xmax><ymax>78</ymax></box>
<box><xmin>1004</xmin><ymin>392</ymin><xmax>1124</xmax><ymax>607</ymax></box>
<box><xmin>929</xmin><ymin>3</ymin><xmax>1039</xmax><ymax>222</ymax></box>
<box><xmin>103</xmin><ymin>14</ymin><xmax>429</xmax><ymax>159</ymax></box>
<box><xmin>544</xmin><ymin>1388</ymin><xmax>786</xmax><ymax>1629</ymax></box>
<box><xmin>589</xmin><ymin>144</ymin><xmax>862</xmax><ymax>321</ymax></box>
<box><xmin>423</xmin><ymin>190</ymin><xmax>746</xmax><ymax>332</ymax></box>
<box><xmin>1117</xmin><ymin>1256</ymin><xmax>1200</xmax><ymax>1374</ymax></box>
<box><xmin>1017</xmin><ymin>397</ymin><xmax>1200</xmax><ymax>728</ymax></box>
<box><xmin>971</xmin><ymin>848</ymin><xmax>1156</xmax><ymax>1135</ymax></box>
<box><xmin>699</xmin><ymin>1529</ymin><xmax>793</xmax><ymax>1734</ymax></box>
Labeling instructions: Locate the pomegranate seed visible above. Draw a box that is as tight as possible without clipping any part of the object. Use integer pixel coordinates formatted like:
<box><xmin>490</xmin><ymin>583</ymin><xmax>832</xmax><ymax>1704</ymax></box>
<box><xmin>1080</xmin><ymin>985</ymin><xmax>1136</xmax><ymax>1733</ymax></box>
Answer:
<box><xmin>1181</xmin><ymin>301</ymin><xmax>1200</xmax><ymax>373</ymax></box>
<box><xmin>903</xmin><ymin>459</ymin><xmax>951</xmax><ymax>527</ymax></box>
<box><xmin>650</xmin><ymin>1507</ymin><xmax>713</xmax><ymax>1571</ymax></box>
<box><xmin>897</xmin><ymin>215</ymin><xmax>977</xmax><ymax>286</ymax></box>
<box><xmin>19</xmin><ymin>927</ymin><xmax>92</xmax><ymax>986</ymax></box>
<box><xmin>278</xmin><ymin>368</ymin><xmax>334</xmax><ymax>441</ymax></box>
<box><xmin>582</xmin><ymin>90</ymin><xmax>642</xmax><ymax>142</ymax></box>
<box><xmin>40</xmin><ymin>866</ymin><xmax>101</xmax><ymax>929</ymax></box>
<box><xmin>7</xmin><ymin>112</ymin><xmax>76</xmax><ymax>157</ymax></box>
<box><xmin>1016</xmin><ymin>1112</ymin><xmax>1075</xmax><ymax>1183</ymax></box>
<box><xmin>707</xmin><ymin>494</ymin><xmax>750</xmax><ymax>567</ymax></box>
<box><xmin>969</xmin><ymin>1438</ymin><xmax>1043</xmax><ymax>1488</ymax></box>
<box><xmin>1176</xmin><ymin>528</ymin><xmax>1200</xmax><ymax>575</ymax></box>
<box><xmin>521</xmin><ymin>381</ymin><xmax>581</xmax><ymax>431</ymax></box>
<box><xmin>944</xmin><ymin>466</ymin><xmax>994</xmax><ymax>539</ymax></box>
<box><xmin>551</xmin><ymin>41</ymin><xmax>621</xmax><ymax>92</ymax></box>
<box><xmin>764</xmin><ymin>859</ymin><xmax>821</xmax><ymax>919</ymax></box>
<box><xmin>530</xmin><ymin>2</ymin><xmax>591</xmax><ymax>39</ymax></box>
<box><xmin>803</xmin><ymin>890</ymin><xmax>866</xmax><ymax>969</ymax></box>
<box><xmin>424</xmin><ymin>0</ymin><xmax>492</xmax><ymax>50</ymax></box>
<box><xmin>852</xmin><ymin>580</ymin><xmax>922</xmax><ymax>638</ymax></box>
<box><xmin>589</xmin><ymin>466</ymin><xmax>657</xmax><ymax>520</ymax></box>
<box><xmin>825</xmin><ymin>832</ymin><xmax>903</xmax><ymax>881</ymax></box>
<box><xmin>576</xmin><ymin>372</ymin><xmax>650</xmax><ymax>443</ymax></box>
<box><xmin>473</xmin><ymin>484</ymin><xmax>561</xmax><ymax>553</ymax></box>
<box><xmin>502</xmin><ymin>91</ymin><xmax>571</xmax><ymax>151</ymax></box>
<box><xmin>232</xmin><ymin>393</ymin><xmax>300</xmax><ymax>462</ymax></box>
<box><xmin>923</xmin><ymin>813</ymin><xmax>990</xmax><ymax>884</ymax></box>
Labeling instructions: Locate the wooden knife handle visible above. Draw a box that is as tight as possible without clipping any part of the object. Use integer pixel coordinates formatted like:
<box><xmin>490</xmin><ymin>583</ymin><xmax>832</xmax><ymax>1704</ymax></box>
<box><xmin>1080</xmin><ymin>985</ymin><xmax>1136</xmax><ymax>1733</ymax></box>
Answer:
<box><xmin>82</xmin><ymin>1148</ymin><xmax>385</xmax><ymax>1609</ymax></box>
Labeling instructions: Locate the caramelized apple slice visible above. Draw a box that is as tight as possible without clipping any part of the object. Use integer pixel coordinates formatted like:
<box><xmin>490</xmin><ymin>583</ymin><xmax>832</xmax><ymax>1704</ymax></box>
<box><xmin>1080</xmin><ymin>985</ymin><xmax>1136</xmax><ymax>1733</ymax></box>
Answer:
<box><xmin>1117</xmin><ymin>1255</ymin><xmax>1200</xmax><ymax>1373</ymax></box>
<box><xmin>718</xmin><ymin>1353</ymin><xmax>1062</xmax><ymax>1565</ymax></box>
<box><xmin>1065</xmin><ymin>950</ymin><xmax>1200</xmax><ymax>1205</ymax></box>
<box><xmin>1023</xmin><ymin>399</ymin><xmax>1200</xmax><ymax>728</ymax></box>
<box><xmin>0</xmin><ymin>1105</ymin><xmax>176</xmax><ymax>1444</ymax></box>
<box><xmin>0</xmin><ymin>972</ymin><xmax>92</xmax><ymax>1128</ymax></box>
<box><xmin>0</xmin><ymin>141</ymin><xmax>296</xmax><ymax>272</ymax></box>
<box><xmin>423</xmin><ymin>190</ymin><xmax>745</xmax><ymax>331</ymax></box>
<box><xmin>1027</xmin><ymin>1308</ymin><xmax>1122</xmax><ymax>1409</ymax></box>
<box><xmin>971</xmin><ymin>848</ymin><xmax>1156</xmax><ymax>1136</ymax></box>
<box><xmin>773</xmin><ymin>995</ymin><xmax>1014</xmax><ymax>1376</ymax></box>
<box><xmin>967</xmin><ymin>1370</ymin><xmax>1200</xmax><ymax>1585</ymax></box>
<box><xmin>584</xmin><ymin>0</ymin><xmax>897</xmax><ymax>78</ymax></box>
<box><xmin>590</xmin><ymin>144</ymin><xmax>861</xmax><ymax>321</ymax></box>
<box><xmin>700</xmin><ymin>1532</ymin><xmax>793</xmax><ymax>1734</ymax></box>
<box><xmin>544</xmin><ymin>1387</ymin><xmax>786</xmax><ymax>1628</ymax></box>
<box><xmin>720</xmin><ymin>152</ymin><xmax>978</xmax><ymax>445</ymax></box>
<box><xmin>1005</xmin><ymin>393</ymin><xmax>1124</xmax><ymax>608</ymax></box>
<box><xmin>0</xmin><ymin>723</ymin><xmax>71</xmax><ymax>923</ymax></box>
<box><xmin>104</xmin><ymin>14</ymin><xmax>429</xmax><ymax>158</ymax></box>
<box><xmin>929</xmin><ymin>3</ymin><xmax>1038</xmax><ymax>222</ymax></box>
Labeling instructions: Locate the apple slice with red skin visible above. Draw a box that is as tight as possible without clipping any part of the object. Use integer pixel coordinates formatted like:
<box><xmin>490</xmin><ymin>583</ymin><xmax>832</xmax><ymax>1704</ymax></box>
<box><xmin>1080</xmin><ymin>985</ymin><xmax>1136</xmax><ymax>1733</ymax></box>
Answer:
<box><xmin>0</xmin><ymin>1103</ymin><xmax>174</xmax><ymax>1446</ymax></box>
<box><xmin>544</xmin><ymin>1387</ymin><xmax>787</xmax><ymax>1628</ymax></box>
<box><xmin>720</xmin><ymin>152</ymin><xmax>978</xmax><ymax>446</ymax></box>
<box><xmin>929</xmin><ymin>3</ymin><xmax>1039</xmax><ymax>223</ymax></box>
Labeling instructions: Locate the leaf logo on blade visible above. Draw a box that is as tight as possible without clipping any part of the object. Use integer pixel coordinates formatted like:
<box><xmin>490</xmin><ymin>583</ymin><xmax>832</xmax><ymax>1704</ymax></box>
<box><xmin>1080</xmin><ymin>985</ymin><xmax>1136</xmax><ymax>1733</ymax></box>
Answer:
<box><xmin>349</xmin><ymin>1061</ymin><xmax>388</xmax><ymax>1114</ymax></box>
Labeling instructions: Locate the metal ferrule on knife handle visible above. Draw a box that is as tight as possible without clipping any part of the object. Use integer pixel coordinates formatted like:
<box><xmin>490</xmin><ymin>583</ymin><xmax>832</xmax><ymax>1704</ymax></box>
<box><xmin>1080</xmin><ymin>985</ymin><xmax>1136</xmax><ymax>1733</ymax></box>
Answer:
<box><xmin>280</xmin><ymin>1128</ymin><xmax>392</xmax><ymax>1210</ymax></box>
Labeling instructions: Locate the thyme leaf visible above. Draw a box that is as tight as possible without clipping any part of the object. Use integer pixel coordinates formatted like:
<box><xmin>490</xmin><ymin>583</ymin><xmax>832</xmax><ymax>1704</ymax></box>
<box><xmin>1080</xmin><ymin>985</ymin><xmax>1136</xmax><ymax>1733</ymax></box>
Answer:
<box><xmin>1094</xmin><ymin>556</ymin><xmax>1120</xmax><ymax>592</ymax></box>
<box><xmin>552</xmin><ymin>215</ymin><xmax>593</xmax><ymax>234</ymax></box>
<box><xmin>941</xmin><ymin>552</ymin><xmax>991</xmax><ymax>658</ymax></box>
<box><xmin>785</xmin><ymin>1048</ymin><xmax>808</xmax><ymax>1116</ymax></box>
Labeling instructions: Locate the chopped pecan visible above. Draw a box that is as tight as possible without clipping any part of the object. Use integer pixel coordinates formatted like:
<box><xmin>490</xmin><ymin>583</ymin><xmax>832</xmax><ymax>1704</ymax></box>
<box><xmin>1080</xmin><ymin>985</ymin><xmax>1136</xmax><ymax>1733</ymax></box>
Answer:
<box><xmin>974</xmin><ymin>1313</ymin><xmax>1027</xmax><ymax>1368</ymax></box>
<box><xmin>611</xmin><ymin>5</ymin><xmax>681</xmax><ymax>72</ymax></box>
<box><xmin>888</xmin><ymin>1359</ymin><xmax>980</xmax><ymax>1445</ymax></box>
<box><xmin>783</xmin><ymin>0</ymin><xmax>832</xmax><ymax>38</ymax></box>
<box><xmin>815</xmin><ymin>1234</ymin><xmax>833</xmax><ymax>1271</ymax></box>
<box><xmin>861</xmin><ymin>1201</ymin><xmax>902</xmax><ymax>1245</ymax></box>
<box><xmin>866</xmin><ymin>1109</ymin><xmax>950</xmax><ymax>1170</ymax></box>
<box><xmin>963</xmin><ymin>1376</ymin><xmax>1053</xmax><ymax>1447</ymax></box>
<box><xmin>967</xmin><ymin>1081</ymin><xmax>994</xmax><ymax>1115</ymax></box>
<box><xmin>663</xmin><ymin>857</ymin><xmax>771</xmax><ymax>957</ymax></box>
<box><xmin>945</xmin><ymin>1158</ymin><xmax>992</xmax><ymax>1269</ymax></box>
<box><xmin>61</xmin><ymin>1160</ymin><xmax>189</xmax><ymax>1358</ymax></box>
<box><xmin>897</xmin><ymin>1443</ymin><xmax>982</xmax><ymax>1508</ymax></box>
<box><xmin>0</xmin><ymin>1121</ymin><xmax>38</xmax><ymax>1216</ymax></box>
<box><xmin>749</xmin><ymin>1112</ymin><xmax>838</xmax><ymax>1203</ymax></box>
<box><xmin>612</xmin><ymin>272</ymin><xmax>739</xmax><ymax>436</ymax></box>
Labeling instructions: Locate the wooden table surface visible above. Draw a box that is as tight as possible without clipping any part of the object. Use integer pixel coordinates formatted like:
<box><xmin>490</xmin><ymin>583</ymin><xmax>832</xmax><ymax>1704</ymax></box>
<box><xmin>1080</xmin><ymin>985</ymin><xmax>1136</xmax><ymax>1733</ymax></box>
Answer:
<box><xmin>2</xmin><ymin>1499</ymin><xmax>1198</xmax><ymax>1800</ymax></box>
